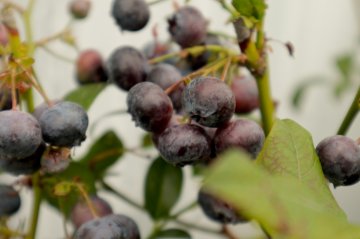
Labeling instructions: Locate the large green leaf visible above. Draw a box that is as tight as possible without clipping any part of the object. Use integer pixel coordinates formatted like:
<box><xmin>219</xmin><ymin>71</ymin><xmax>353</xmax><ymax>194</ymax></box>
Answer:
<box><xmin>64</xmin><ymin>83</ymin><xmax>107</xmax><ymax>111</ymax></box>
<box><xmin>204</xmin><ymin>150</ymin><xmax>360</xmax><ymax>239</ymax></box>
<box><xmin>256</xmin><ymin>119</ymin><xmax>344</xmax><ymax>217</ymax></box>
<box><xmin>151</xmin><ymin>229</ymin><xmax>191</xmax><ymax>239</ymax></box>
<box><xmin>144</xmin><ymin>157</ymin><xmax>183</xmax><ymax>219</ymax></box>
<box><xmin>232</xmin><ymin>0</ymin><xmax>267</xmax><ymax>20</ymax></box>
<box><xmin>80</xmin><ymin>131</ymin><xmax>124</xmax><ymax>179</ymax></box>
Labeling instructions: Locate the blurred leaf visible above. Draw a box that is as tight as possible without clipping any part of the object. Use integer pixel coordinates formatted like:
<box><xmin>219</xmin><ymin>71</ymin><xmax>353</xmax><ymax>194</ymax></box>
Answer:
<box><xmin>141</xmin><ymin>133</ymin><xmax>154</xmax><ymax>148</ymax></box>
<box><xmin>204</xmin><ymin>150</ymin><xmax>360</xmax><ymax>238</ymax></box>
<box><xmin>53</xmin><ymin>181</ymin><xmax>73</xmax><ymax>197</ymax></box>
<box><xmin>232</xmin><ymin>0</ymin><xmax>267</xmax><ymax>20</ymax></box>
<box><xmin>80</xmin><ymin>131</ymin><xmax>124</xmax><ymax>179</ymax></box>
<box><xmin>291</xmin><ymin>77</ymin><xmax>327</xmax><ymax>110</ymax></box>
<box><xmin>151</xmin><ymin>229</ymin><xmax>191</xmax><ymax>239</ymax></box>
<box><xmin>144</xmin><ymin>157</ymin><xmax>183</xmax><ymax>219</ymax></box>
<box><xmin>42</xmin><ymin>162</ymin><xmax>96</xmax><ymax>217</ymax></box>
<box><xmin>334</xmin><ymin>53</ymin><xmax>354</xmax><ymax>97</ymax></box>
<box><xmin>64</xmin><ymin>83</ymin><xmax>106</xmax><ymax>111</ymax></box>
<box><xmin>257</xmin><ymin>119</ymin><xmax>345</xmax><ymax>217</ymax></box>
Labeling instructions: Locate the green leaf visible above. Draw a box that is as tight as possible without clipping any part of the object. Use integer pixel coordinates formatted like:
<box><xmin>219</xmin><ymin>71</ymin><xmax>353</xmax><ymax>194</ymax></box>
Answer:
<box><xmin>204</xmin><ymin>150</ymin><xmax>360</xmax><ymax>239</ymax></box>
<box><xmin>80</xmin><ymin>131</ymin><xmax>124</xmax><ymax>179</ymax></box>
<box><xmin>151</xmin><ymin>229</ymin><xmax>191</xmax><ymax>239</ymax></box>
<box><xmin>64</xmin><ymin>83</ymin><xmax>106</xmax><ymax>111</ymax></box>
<box><xmin>232</xmin><ymin>0</ymin><xmax>267</xmax><ymax>20</ymax></box>
<box><xmin>141</xmin><ymin>133</ymin><xmax>154</xmax><ymax>148</ymax></box>
<box><xmin>53</xmin><ymin>181</ymin><xmax>73</xmax><ymax>197</ymax></box>
<box><xmin>257</xmin><ymin>119</ymin><xmax>345</xmax><ymax>217</ymax></box>
<box><xmin>144</xmin><ymin>157</ymin><xmax>183</xmax><ymax>219</ymax></box>
<box><xmin>334</xmin><ymin>53</ymin><xmax>354</xmax><ymax>97</ymax></box>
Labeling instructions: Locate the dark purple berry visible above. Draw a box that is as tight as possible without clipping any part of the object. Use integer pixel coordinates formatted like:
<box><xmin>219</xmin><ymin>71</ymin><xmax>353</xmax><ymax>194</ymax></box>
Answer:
<box><xmin>41</xmin><ymin>147</ymin><xmax>71</xmax><ymax>174</ymax></box>
<box><xmin>198</xmin><ymin>189</ymin><xmax>245</xmax><ymax>224</ymax></box>
<box><xmin>127</xmin><ymin>82</ymin><xmax>173</xmax><ymax>133</ymax></box>
<box><xmin>69</xmin><ymin>0</ymin><xmax>91</xmax><ymax>19</ymax></box>
<box><xmin>0</xmin><ymin>88</ymin><xmax>13</xmax><ymax>111</ymax></box>
<box><xmin>157</xmin><ymin>124</ymin><xmax>212</xmax><ymax>167</ymax></box>
<box><xmin>76</xmin><ymin>50</ymin><xmax>107</xmax><ymax>84</ymax></box>
<box><xmin>108</xmin><ymin>46</ymin><xmax>148</xmax><ymax>91</ymax></box>
<box><xmin>182</xmin><ymin>76</ymin><xmax>235</xmax><ymax>127</ymax></box>
<box><xmin>111</xmin><ymin>0</ymin><xmax>150</xmax><ymax>32</ymax></box>
<box><xmin>39</xmin><ymin>102</ymin><xmax>88</xmax><ymax>147</ymax></box>
<box><xmin>0</xmin><ymin>185</ymin><xmax>21</xmax><ymax>217</ymax></box>
<box><xmin>147</xmin><ymin>64</ymin><xmax>184</xmax><ymax>111</ymax></box>
<box><xmin>0</xmin><ymin>143</ymin><xmax>45</xmax><ymax>175</ymax></box>
<box><xmin>231</xmin><ymin>75</ymin><xmax>259</xmax><ymax>114</ymax></box>
<box><xmin>71</xmin><ymin>195</ymin><xmax>113</xmax><ymax>229</ymax></box>
<box><xmin>214</xmin><ymin>119</ymin><xmax>265</xmax><ymax>158</ymax></box>
<box><xmin>316</xmin><ymin>135</ymin><xmax>360</xmax><ymax>187</ymax></box>
<box><xmin>168</xmin><ymin>6</ymin><xmax>207</xmax><ymax>48</ymax></box>
<box><xmin>74</xmin><ymin>214</ymin><xmax>140</xmax><ymax>239</ymax></box>
<box><xmin>32</xmin><ymin>100</ymin><xmax>62</xmax><ymax>121</ymax></box>
<box><xmin>0</xmin><ymin>110</ymin><xmax>42</xmax><ymax>160</ymax></box>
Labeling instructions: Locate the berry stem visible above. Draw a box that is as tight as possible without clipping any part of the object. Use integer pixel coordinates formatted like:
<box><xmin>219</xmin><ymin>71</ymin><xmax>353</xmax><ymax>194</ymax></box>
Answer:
<box><xmin>27</xmin><ymin>172</ymin><xmax>42</xmax><ymax>239</ymax></box>
<box><xmin>337</xmin><ymin>86</ymin><xmax>360</xmax><ymax>135</ymax></box>
<box><xmin>147</xmin><ymin>0</ymin><xmax>169</xmax><ymax>6</ymax></box>
<box><xmin>221</xmin><ymin>225</ymin><xmax>239</xmax><ymax>239</ymax></box>
<box><xmin>39</xmin><ymin>45</ymin><xmax>75</xmax><ymax>63</ymax></box>
<box><xmin>10</xmin><ymin>69</ymin><xmax>17</xmax><ymax>110</ymax></box>
<box><xmin>35</xmin><ymin>27</ymin><xmax>71</xmax><ymax>47</ymax></box>
<box><xmin>75</xmin><ymin>183</ymin><xmax>99</xmax><ymax>219</ymax></box>
<box><xmin>220</xmin><ymin>57</ymin><xmax>232</xmax><ymax>82</ymax></box>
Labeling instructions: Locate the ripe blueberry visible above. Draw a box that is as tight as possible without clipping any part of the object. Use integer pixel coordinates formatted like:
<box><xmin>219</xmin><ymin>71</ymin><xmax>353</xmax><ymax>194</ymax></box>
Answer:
<box><xmin>76</xmin><ymin>50</ymin><xmax>107</xmax><ymax>84</ymax></box>
<box><xmin>231</xmin><ymin>75</ymin><xmax>259</xmax><ymax>114</ymax></box>
<box><xmin>69</xmin><ymin>0</ymin><xmax>91</xmax><ymax>19</ymax></box>
<box><xmin>0</xmin><ymin>185</ymin><xmax>21</xmax><ymax>217</ymax></box>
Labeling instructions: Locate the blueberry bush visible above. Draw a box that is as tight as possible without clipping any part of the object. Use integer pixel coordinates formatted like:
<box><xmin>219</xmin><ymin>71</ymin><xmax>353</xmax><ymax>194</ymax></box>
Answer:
<box><xmin>0</xmin><ymin>0</ymin><xmax>360</xmax><ymax>239</ymax></box>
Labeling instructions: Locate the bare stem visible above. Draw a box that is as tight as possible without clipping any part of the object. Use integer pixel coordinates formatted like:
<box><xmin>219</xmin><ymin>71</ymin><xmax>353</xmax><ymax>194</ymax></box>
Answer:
<box><xmin>221</xmin><ymin>57</ymin><xmax>232</xmax><ymax>81</ymax></box>
<box><xmin>337</xmin><ymin>86</ymin><xmax>360</xmax><ymax>135</ymax></box>
<box><xmin>75</xmin><ymin>183</ymin><xmax>99</xmax><ymax>219</ymax></box>
<box><xmin>27</xmin><ymin>172</ymin><xmax>42</xmax><ymax>239</ymax></box>
<box><xmin>10</xmin><ymin>69</ymin><xmax>17</xmax><ymax>109</ymax></box>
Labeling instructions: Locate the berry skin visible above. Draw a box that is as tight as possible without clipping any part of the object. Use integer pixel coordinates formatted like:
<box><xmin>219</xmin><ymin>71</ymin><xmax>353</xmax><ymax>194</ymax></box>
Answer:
<box><xmin>168</xmin><ymin>6</ymin><xmax>207</xmax><ymax>48</ymax></box>
<box><xmin>32</xmin><ymin>100</ymin><xmax>62</xmax><ymax>121</ymax></box>
<box><xmin>198</xmin><ymin>189</ymin><xmax>245</xmax><ymax>224</ymax></box>
<box><xmin>182</xmin><ymin>76</ymin><xmax>235</xmax><ymax>127</ymax></box>
<box><xmin>74</xmin><ymin>214</ymin><xmax>140</xmax><ymax>239</ymax></box>
<box><xmin>0</xmin><ymin>185</ymin><xmax>21</xmax><ymax>217</ymax></box>
<box><xmin>76</xmin><ymin>50</ymin><xmax>107</xmax><ymax>84</ymax></box>
<box><xmin>39</xmin><ymin>102</ymin><xmax>89</xmax><ymax>147</ymax></box>
<box><xmin>231</xmin><ymin>75</ymin><xmax>260</xmax><ymax>114</ymax></box>
<box><xmin>127</xmin><ymin>82</ymin><xmax>173</xmax><ymax>133</ymax></box>
<box><xmin>71</xmin><ymin>195</ymin><xmax>113</xmax><ymax>229</ymax></box>
<box><xmin>111</xmin><ymin>0</ymin><xmax>150</xmax><ymax>32</ymax></box>
<box><xmin>157</xmin><ymin>124</ymin><xmax>212</xmax><ymax>167</ymax></box>
<box><xmin>146</xmin><ymin>64</ymin><xmax>184</xmax><ymax>112</ymax></box>
<box><xmin>214</xmin><ymin>119</ymin><xmax>265</xmax><ymax>158</ymax></box>
<box><xmin>0</xmin><ymin>143</ymin><xmax>45</xmax><ymax>175</ymax></box>
<box><xmin>107</xmin><ymin>46</ymin><xmax>148</xmax><ymax>91</ymax></box>
<box><xmin>69</xmin><ymin>0</ymin><xmax>91</xmax><ymax>19</ymax></box>
<box><xmin>0</xmin><ymin>88</ymin><xmax>13</xmax><ymax>111</ymax></box>
<box><xmin>0</xmin><ymin>110</ymin><xmax>42</xmax><ymax>160</ymax></box>
<box><xmin>316</xmin><ymin>135</ymin><xmax>360</xmax><ymax>187</ymax></box>
<box><xmin>41</xmin><ymin>147</ymin><xmax>71</xmax><ymax>174</ymax></box>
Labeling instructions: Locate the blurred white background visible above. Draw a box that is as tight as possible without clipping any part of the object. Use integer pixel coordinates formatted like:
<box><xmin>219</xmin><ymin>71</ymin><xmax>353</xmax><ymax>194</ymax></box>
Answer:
<box><xmin>1</xmin><ymin>0</ymin><xmax>360</xmax><ymax>238</ymax></box>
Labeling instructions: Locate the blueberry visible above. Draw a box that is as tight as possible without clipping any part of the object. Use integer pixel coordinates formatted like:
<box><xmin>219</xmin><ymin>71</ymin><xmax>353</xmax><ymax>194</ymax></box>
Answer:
<box><xmin>111</xmin><ymin>0</ymin><xmax>150</xmax><ymax>32</ymax></box>
<box><xmin>32</xmin><ymin>100</ymin><xmax>62</xmax><ymax>121</ymax></box>
<box><xmin>127</xmin><ymin>82</ymin><xmax>173</xmax><ymax>133</ymax></box>
<box><xmin>182</xmin><ymin>76</ymin><xmax>235</xmax><ymax>127</ymax></box>
<box><xmin>41</xmin><ymin>147</ymin><xmax>71</xmax><ymax>174</ymax></box>
<box><xmin>0</xmin><ymin>110</ymin><xmax>42</xmax><ymax>160</ymax></box>
<box><xmin>168</xmin><ymin>6</ymin><xmax>207</xmax><ymax>48</ymax></box>
<box><xmin>146</xmin><ymin>64</ymin><xmax>184</xmax><ymax>112</ymax></box>
<box><xmin>0</xmin><ymin>88</ymin><xmax>13</xmax><ymax>111</ymax></box>
<box><xmin>71</xmin><ymin>195</ymin><xmax>113</xmax><ymax>229</ymax></box>
<box><xmin>1</xmin><ymin>143</ymin><xmax>45</xmax><ymax>175</ymax></box>
<box><xmin>198</xmin><ymin>189</ymin><xmax>246</xmax><ymax>224</ymax></box>
<box><xmin>157</xmin><ymin>124</ymin><xmax>212</xmax><ymax>167</ymax></box>
<box><xmin>231</xmin><ymin>75</ymin><xmax>259</xmax><ymax>114</ymax></box>
<box><xmin>74</xmin><ymin>214</ymin><xmax>140</xmax><ymax>239</ymax></box>
<box><xmin>39</xmin><ymin>102</ymin><xmax>89</xmax><ymax>147</ymax></box>
<box><xmin>69</xmin><ymin>0</ymin><xmax>91</xmax><ymax>19</ymax></box>
<box><xmin>0</xmin><ymin>185</ymin><xmax>21</xmax><ymax>217</ymax></box>
<box><xmin>107</xmin><ymin>46</ymin><xmax>149</xmax><ymax>91</ymax></box>
<box><xmin>214</xmin><ymin>119</ymin><xmax>265</xmax><ymax>158</ymax></box>
<box><xmin>316</xmin><ymin>135</ymin><xmax>360</xmax><ymax>186</ymax></box>
<box><xmin>76</xmin><ymin>50</ymin><xmax>107</xmax><ymax>84</ymax></box>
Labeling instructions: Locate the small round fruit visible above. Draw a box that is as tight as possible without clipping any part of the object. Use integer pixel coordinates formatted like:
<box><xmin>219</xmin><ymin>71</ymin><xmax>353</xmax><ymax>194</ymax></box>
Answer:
<box><xmin>111</xmin><ymin>0</ymin><xmax>150</xmax><ymax>32</ymax></box>
<box><xmin>198</xmin><ymin>189</ymin><xmax>245</xmax><ymax>224</ymax></box>
<box><xmin>214</xmin><ymin>119</ymin><xmax>265</xmax><ymax>158</ymax></box>
<box><xmin>71</xmin><ymin>195</ymin><xmax>113</xmax><ymax>229</ymax></box>
<box><xmin>127</xmin><ymin>82</ymin><xmax>173</xmax><ymax>133</ymax></box>
<box><xmin>316</xmin><ymin>135</ymin><xmax>360</xmax><ymax>186</ymax></box>
<box><xmin>0</xmin><ymin>185</ymin><xmax>21</xmax><ymax>217</ymax></box>
<box><xmin>107</xmin><ymin>46</ymin><xmax>148</xmax><ymax>91</ymax></box>
<box><xmin>32</xmin><ymin>100</ymin><xmax>62</xmax><ymax>121</ymax></box>
<box><xmin>157</xmin><ymin>124</ymin><xmax>212</xmax><ymax>167</ymax></box>
<box><xmin>0</xmin><ymin>110</ymin><xmax>42</xmax><ymax>160</ymax></box>
<box><xmin>39</xmin><ymin>102</ymin><xmax>89</xmax><ymax>147</ymax></box>
<box><xmin>1</xmin><ymin>143</ymin><xmax>45</xmax><ymax>175</ymax></box>
<box><xmin>182</xmin><ymin>76</ymin><xmax>235</xmax><ymax>127</ymax></box>
<box><xmin>76</xmin><ymin>50</ymin><xmax>107</xmax><ymax>84</ymax></box>
<box><xmin>168</xmin><ymin>6</ymin><xmax>207</xmax><ymax>48</ymax></box>
<box><xmin>231</xmin><ymin>75</ymin><xmax>259</xmax><ymax>114</ymax></box>
<box><xmin>74</xmin><ymin>214</ymin><xmax>140</xmax><ymax>239</ymax></box>
<box><xmin>69</xmin><ymin>0</ymin><xmax>91</xmax><ymax>19</ymax></box>
<box><xmin>41</xmin><ymin>147</ymin><xmax>71</xmax><ymax>174</ymax></box>
<box><xmin>0</xmin><ymin>88</ymin><xmax>12</xmax><ymax>111</ymax></box>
